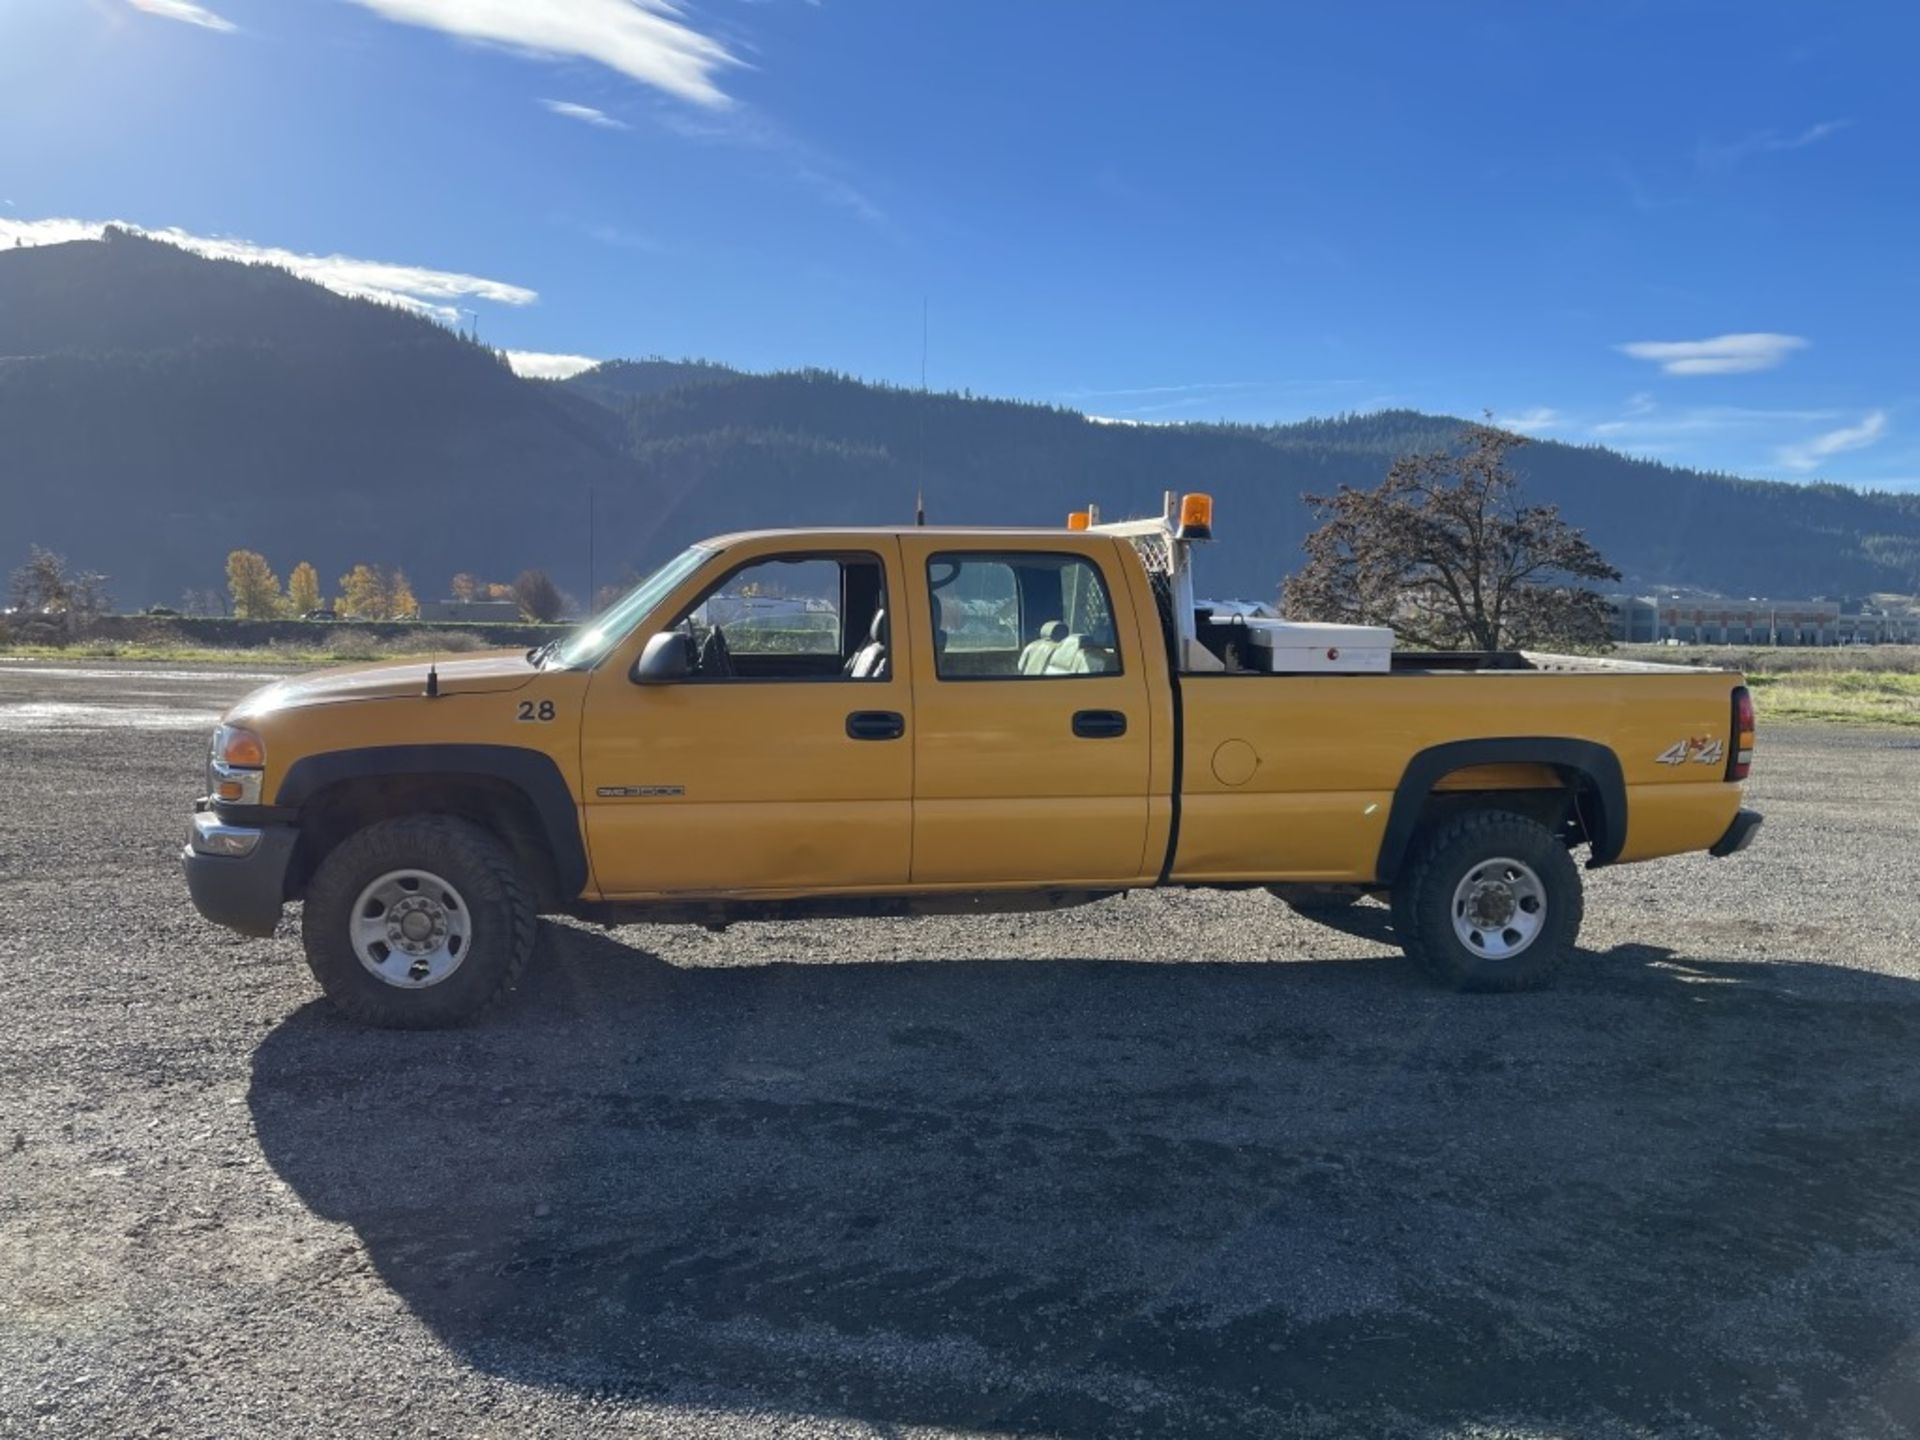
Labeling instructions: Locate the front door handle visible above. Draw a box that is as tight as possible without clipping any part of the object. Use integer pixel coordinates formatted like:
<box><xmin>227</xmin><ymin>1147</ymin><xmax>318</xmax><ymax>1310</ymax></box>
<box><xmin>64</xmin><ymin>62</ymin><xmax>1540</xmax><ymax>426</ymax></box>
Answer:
<box><xmin>1072</xmin><ymin>709</ymin><xmax>1128</xmax><ymax>739</ymax></box>
<box><xmin>846</xmin><ymin>710</ymin><xmax>906</xmax><ymax>741</ymax></box>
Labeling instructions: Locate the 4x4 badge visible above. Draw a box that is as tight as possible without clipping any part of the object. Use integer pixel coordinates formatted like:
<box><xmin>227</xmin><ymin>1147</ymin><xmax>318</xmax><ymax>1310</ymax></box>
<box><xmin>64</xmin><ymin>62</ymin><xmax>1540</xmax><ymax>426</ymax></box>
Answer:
<box><xmin>1655</xmin><ymin>738</ymin><xmax>1724</xmax><ymax>766</ymax></box>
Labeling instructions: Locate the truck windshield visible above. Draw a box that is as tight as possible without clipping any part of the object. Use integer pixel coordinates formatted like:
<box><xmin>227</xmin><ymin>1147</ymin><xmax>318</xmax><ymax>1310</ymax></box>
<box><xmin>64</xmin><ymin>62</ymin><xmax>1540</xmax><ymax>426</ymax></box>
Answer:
<box><xmin>546</xmin><ymin>546</ymin><xmax>712</xmax><ymax>670</ymax></box>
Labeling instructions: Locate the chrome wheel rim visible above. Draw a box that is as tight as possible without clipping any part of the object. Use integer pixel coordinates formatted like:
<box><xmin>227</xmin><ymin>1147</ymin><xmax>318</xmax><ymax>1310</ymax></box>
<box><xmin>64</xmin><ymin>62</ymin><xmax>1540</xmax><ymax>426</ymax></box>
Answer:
<box><xmin>1450</xmin><ymin>857</ymin><xmax>1546</xmax><ymax>961</ymax></box>
<box><xmin>350</xmin><ymin>868</ymin><xmax>473</xmax><ymax>988</ymax></box>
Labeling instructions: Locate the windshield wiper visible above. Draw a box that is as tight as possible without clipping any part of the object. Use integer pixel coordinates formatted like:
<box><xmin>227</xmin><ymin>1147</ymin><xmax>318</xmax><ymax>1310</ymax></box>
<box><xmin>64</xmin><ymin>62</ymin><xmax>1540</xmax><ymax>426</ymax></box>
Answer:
<box><xmin>526</xmin><ymin>638</ymin><xmax>563</xmax><ymax>669</ymax></box>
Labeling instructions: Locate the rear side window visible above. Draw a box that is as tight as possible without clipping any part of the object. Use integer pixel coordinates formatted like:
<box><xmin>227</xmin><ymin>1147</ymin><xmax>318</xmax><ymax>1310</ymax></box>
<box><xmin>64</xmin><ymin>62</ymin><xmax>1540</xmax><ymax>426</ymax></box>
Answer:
<box><xmin>926</xmin><ymin>551</ymin><xmax>1121</xmax><ymax>679</ymax></box>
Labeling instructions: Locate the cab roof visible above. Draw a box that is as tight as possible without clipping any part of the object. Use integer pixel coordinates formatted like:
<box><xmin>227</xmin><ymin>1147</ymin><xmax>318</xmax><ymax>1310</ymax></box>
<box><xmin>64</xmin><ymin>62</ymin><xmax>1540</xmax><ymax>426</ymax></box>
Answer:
<box><xmin>698</xmin><ymin>524</ymin><xmax>1108</xmax><ymax>547</ymax></box>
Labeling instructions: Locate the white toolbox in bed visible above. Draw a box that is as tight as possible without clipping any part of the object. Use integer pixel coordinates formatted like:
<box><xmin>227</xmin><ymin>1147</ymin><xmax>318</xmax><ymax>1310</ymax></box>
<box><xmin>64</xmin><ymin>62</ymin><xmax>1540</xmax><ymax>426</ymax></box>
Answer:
<box><xmin>1236</xmin><ymin>618</ymin><xmax>1393</xmax><ymax>674</ymax></box>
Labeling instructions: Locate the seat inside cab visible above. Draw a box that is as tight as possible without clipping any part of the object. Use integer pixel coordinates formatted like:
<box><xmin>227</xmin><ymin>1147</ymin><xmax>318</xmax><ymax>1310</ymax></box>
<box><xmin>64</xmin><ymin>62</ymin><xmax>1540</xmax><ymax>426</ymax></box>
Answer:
<box><xmin>928</xmin><ymin>551</ymin><xmax>1121</xmax><ymax>678</ymax></box>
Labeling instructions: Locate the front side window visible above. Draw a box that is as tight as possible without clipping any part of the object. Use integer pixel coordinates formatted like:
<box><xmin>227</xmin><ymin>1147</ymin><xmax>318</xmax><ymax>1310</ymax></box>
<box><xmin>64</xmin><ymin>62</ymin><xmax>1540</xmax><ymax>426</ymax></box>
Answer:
<box><xmin>675</xmin><ymin>552</ymin><xmax>890</xmax><ymax>681</ymax></box>
<box><xmin>926</xmin><ymin>552</ymin><xmax>1121</xmax><ymax>679</ymax></box>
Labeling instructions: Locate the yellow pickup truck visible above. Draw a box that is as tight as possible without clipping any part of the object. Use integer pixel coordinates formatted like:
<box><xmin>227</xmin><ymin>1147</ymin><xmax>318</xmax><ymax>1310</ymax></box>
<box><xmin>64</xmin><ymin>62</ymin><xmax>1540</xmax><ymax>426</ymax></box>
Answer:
<box><xmin>183</xmin><ymin>495</ymin><xmax>1760</xmax><ymax>1027</ymax></box>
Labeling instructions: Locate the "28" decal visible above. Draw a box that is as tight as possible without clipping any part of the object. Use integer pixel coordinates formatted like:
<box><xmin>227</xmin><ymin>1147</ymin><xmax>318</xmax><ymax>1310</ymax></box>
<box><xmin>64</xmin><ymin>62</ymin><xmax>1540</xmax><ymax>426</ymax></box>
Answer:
<box><xmin>517</xmin><ymin>700</ymin><xmax>557</xmax><ymax>722</ymax></box>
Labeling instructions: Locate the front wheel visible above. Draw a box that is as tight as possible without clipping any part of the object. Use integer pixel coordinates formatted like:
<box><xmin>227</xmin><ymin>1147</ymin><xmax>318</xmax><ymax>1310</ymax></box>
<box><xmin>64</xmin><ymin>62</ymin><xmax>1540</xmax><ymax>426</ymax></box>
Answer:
<box><xmin>1390</xmin><ymin>811</ymin><xmax>1583</xmax><ymax>992</ymax></box>
<box><xmin>301</xmin><ymin>815</ymin><xmax>536</xmax><ymax>1028</ymax></box>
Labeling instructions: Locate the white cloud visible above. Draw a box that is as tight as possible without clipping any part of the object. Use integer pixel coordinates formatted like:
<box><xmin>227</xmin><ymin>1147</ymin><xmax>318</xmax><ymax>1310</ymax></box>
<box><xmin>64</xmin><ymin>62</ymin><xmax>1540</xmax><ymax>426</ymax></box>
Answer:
<box><xmin>652</xmin><ymin>105</ymin><xmax>886</xmax><ymax>225</ymax></box>
<box><xmin>792</xmin><ymin>166</ymin><xmax>884</xmax><ymax>225</ymax></box>
<box><xmin>541</xmin><ymin>99</ymin><xmax>628</xmax><ymax>129</ymax></box>
<box><xmin>0</xmin><ymin>216</ymin><xmax>536</xmax><ymax>322</ymax></box>
<box><xmin>1496</xmin><ymin>406</ymin><xmax>1560</xmax><ymax>433</ymax></box>
<box><xmin>1777</xmin><ymin>411</ymin><xmax>1889</xmax><ymax>473</ymax></box>
<box><xmin>126</xmin><ymin>0</ymin><xmax>237</xmax><ymax>33</ymax></box>
<box><xmin>1696</xmin><ymin>118</ymin><xmax>1851</xmax><ymax>168</ymax></box>
<box><xmin>1590</xmin><ymin>405</ymin><xmax>1839</xmax><ymax>440</ymax></box>
<box><xmin>505</xmin><ymin>350</ymin><xmax>600</xmax><ymax>380</ymax></box>
<box><xmin>1617</xmin><ymin>332</ymin><xmax>1807</xmax><ymax>376</ymax></box>
<box><xmin>344</xmin><ymin>0</ymin><xmax>740</xmax><ymax>108</ymax></box>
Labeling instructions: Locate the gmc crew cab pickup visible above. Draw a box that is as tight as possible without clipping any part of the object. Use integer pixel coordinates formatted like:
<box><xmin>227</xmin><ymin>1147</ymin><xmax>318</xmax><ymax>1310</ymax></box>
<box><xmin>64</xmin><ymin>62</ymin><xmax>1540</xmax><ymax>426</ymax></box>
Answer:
<box><xmin>183</xmin><ymin>494</ymin><xmax>1761</xmax><ymax>1027</ymax></box>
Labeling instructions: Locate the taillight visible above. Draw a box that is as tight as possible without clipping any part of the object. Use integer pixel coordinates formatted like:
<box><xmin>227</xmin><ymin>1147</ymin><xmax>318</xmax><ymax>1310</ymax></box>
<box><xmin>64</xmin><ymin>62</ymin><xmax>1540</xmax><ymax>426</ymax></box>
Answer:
<box><xmin>1728</xmin><ymin>686</ymin><xmax>1755</xmax><ymax>781</ymax></box>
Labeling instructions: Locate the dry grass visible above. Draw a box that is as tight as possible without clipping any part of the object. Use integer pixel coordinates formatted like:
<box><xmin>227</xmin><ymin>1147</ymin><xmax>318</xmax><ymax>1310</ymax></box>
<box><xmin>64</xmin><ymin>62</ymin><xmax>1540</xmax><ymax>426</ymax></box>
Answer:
<box><xmin>1744</xmin><ymin>670</ymin><xmax>1920</xmax><ymax>728</ymax></box>
<box><xmin>0</xmin><ymin>628</ymin><xmax>494</xmax><ymax>667</ymax></box>
<box><xmin>1619</xmin><ymin>645</ymin><xmax>1920</xmax><ymax>728</ymax></box>
<box><xmin>1619</xmin><ymin>643</ymin><xmax>1920</xmax><ymax>675</ymax></box>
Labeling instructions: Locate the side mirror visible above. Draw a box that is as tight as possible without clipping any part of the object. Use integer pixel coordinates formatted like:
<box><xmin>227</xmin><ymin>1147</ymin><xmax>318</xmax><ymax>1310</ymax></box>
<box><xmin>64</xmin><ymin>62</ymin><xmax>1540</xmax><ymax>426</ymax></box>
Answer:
<box><xmin>632</xmin><ymin>630</ymin><xmax>693</xmax><ymax>684</ymax></box>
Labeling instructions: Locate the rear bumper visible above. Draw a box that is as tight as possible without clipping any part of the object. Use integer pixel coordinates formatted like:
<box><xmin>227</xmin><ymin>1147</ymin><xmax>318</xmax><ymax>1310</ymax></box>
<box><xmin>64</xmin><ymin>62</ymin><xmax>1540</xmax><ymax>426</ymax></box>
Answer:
<box><xmin>1709</xmin><ymin>807</ymin><xmax>1763</xmax><ymax>859</ymax></box>
<box><xmin>181</xmin><ymin>803</ymin><xmax>297</xmax><ymax>937</ymax></box>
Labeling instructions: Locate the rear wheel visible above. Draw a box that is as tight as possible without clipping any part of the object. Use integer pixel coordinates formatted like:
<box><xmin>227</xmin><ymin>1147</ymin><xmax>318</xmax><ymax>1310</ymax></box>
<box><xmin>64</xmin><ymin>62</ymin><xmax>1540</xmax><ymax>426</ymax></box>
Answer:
<box><xmin>1390</xmin><ymin>811</ymin><xmax>1582</xmax><ymax>991</ymax></box>
<box><xmin>300</xmin><ymin>815</ymin><xmax>535</xmax><ymax>1028</ymax></box>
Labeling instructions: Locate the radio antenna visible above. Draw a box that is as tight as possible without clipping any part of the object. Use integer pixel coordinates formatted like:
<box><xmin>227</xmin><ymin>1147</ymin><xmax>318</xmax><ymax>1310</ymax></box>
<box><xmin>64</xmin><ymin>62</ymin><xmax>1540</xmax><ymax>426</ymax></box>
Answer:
<box><xmin>915</xmin><ymin>296</ymin><xmax>928</xmax><ymax>525</ymax></box>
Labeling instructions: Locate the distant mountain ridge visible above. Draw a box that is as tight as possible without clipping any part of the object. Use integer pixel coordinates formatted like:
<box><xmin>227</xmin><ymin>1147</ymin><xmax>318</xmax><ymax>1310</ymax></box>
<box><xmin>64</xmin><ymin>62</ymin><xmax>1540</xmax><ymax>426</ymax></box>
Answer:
<box><xmin>3</xmin><ymin>231</ymin><xmax>1917</xmax><ymax>607</ymax></box>
<box><xmin>559</xmin><ymin>365</ymin><xmax>1920</xmax><ymax>602</ymax></box>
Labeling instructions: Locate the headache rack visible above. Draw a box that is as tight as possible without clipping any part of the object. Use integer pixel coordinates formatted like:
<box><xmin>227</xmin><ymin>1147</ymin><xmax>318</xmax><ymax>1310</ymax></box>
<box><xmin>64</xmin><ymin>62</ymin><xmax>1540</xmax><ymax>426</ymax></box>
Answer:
<box><xmin>1080</xmin><ymin>492</ymin><xmax>1394</xmax><ymax>675</ymax></box>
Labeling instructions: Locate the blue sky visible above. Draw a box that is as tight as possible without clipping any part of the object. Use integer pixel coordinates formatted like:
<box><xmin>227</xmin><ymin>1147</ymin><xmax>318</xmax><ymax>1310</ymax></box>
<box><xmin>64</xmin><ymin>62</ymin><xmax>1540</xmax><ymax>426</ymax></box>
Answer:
<box><xmin>3</xmin><ymin>0</ymin><xmax>1916</xmax><ymax>488</ymax></box>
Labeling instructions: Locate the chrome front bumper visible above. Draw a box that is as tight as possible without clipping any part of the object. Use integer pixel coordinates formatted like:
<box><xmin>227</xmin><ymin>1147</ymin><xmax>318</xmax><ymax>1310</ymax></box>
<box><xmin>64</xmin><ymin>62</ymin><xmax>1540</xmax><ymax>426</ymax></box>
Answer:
<box><xmin>182</xmin><ymin>803</ymin><xmax>297</xmax><ymax>937</ymax></box>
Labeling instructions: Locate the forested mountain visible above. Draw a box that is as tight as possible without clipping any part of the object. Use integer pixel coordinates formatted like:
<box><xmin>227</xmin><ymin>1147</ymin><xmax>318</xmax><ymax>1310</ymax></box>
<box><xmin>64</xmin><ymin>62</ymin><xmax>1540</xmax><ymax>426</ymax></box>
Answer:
<box><xmin>557</xmin><ymin>357</ymin><xmax>741</xmax><ymax>411</ymax></box>
<box><xmin>4</xmin><ymin>231</ymin><xmax>1918</xmax><ymax>608</ymax></box>
<box><xmin>1</xmin><ymin>231</ymin><xmax>633</xmax><ymax>606</ymax></box>
<box><xmin>564</xmin><ymin>367</ymin><xmax>1920</xmax><ymax>602</ymax></box>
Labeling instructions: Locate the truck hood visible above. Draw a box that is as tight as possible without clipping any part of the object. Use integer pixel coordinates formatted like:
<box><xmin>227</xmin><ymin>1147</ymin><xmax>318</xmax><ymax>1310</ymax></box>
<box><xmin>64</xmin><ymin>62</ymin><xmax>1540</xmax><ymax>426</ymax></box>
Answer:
<box><xmin>229</xmin><ymin>650</ymin><xmax>538</xmax><ymax>718</ymax></box>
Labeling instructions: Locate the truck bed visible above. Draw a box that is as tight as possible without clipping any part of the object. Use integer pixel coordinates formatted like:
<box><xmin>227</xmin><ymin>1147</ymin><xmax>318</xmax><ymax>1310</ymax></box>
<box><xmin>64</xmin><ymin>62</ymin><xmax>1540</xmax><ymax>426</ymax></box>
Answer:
<box><xmin>1387</xmin><ymin>650</ymin><xmax>1715</xmax><ymax>675</ymax></box>
<box><xmin>1170</xmin><ymin>655</ymin><xmax>1747</xmax><ymax>884</ymax></box>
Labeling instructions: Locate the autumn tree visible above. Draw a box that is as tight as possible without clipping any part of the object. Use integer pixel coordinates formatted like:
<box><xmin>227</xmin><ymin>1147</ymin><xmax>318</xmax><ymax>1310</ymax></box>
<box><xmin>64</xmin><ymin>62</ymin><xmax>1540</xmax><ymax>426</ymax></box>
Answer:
<box><xmin>9</xmin><ymin>545</ymin><xmax>70</xmax><ymax>613</ymax></box>
<box><xmin>449</xmin><ymin>572</ymin><xmax>482</xmax><ymax>603</ymax></box>
<box><xmin>336</xmin><ymin>564</ymin><xmax>419</xmax><ymax>620</ymax></box>
<box><xmin>288</xmin><ymin>562</ymin><xmax>323</xmax><ymax>615</ymax></box>
<box><xmin>337</xmin><ymin>564</ymin><xmax>388</xmax><ymax>620</ymax></box>
<box><xmin>512</xmin><ymin>568</ymin><xmax>564</xmax><ymax>623</ymax></box>
<box><xmin>226</xmin><ymin>550</ymin><xmax>283</xmax><ymax>620</ymax></box>
<box><xmin>387</xmin><ymin>569</ymin><xmax>419</xmax><ymax>619</ymax></box>
<box><xmin>1282</xmin><ymin>422</ymin><xmax>1620</xmax><ymax>651</ymax></box>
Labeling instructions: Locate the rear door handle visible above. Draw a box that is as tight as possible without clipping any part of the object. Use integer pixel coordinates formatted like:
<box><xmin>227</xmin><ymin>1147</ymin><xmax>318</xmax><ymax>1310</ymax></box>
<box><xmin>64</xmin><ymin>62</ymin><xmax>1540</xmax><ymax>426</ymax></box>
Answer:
<box><xmin>1072</xmin><ymin>709</ymin><xmax>1128</xmax><ymax>739</ymax></box>
<box><xmin>846</xmin><ymin>710</ymin><xmax>906</xmax><ymax>740</ymax></box>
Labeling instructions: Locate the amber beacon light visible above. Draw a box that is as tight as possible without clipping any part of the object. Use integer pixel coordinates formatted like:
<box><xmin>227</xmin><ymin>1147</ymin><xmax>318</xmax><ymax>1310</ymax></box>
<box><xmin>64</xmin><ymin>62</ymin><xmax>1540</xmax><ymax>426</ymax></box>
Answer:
<box><xmin>1178</xmin><ymin>492</ymin><xmax>1214</xmax><ymax>539</ymax></box>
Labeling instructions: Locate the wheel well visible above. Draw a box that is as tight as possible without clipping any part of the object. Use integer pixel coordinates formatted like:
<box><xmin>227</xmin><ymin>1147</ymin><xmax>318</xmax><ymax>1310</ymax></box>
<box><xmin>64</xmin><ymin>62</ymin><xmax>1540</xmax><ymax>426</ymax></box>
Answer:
<box><xmin>1408</xmin><ymin>771</ymin><xmax>1597</xmax><ymax>852</ymax></box>
<box><xmin>287</xmin><ymin>774</ymin><xmax>561</xmax><ymax>908</ymax></box>
<box><xmin>1378</xmin><ymin>739</ymin><xmax>1626</xmax><ymax>883</ymax></box>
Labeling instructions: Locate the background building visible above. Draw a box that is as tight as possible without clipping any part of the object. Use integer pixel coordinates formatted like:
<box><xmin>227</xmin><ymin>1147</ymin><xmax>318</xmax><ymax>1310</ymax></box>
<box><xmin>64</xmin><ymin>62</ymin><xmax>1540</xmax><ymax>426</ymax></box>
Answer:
<box><xmin>416</xmin><ymin>599</ymin><xmax>525</xmax><ymax>624</ymax></box>
<box><xmin>1606</xmin><ymin>595</ymin><xmax>1920</xmax><ymax>646</ymax></box>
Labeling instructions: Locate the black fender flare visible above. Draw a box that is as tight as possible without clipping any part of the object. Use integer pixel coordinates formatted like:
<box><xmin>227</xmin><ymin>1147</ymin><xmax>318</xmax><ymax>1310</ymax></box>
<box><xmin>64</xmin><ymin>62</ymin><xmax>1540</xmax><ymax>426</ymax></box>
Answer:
<box><xmin>1375</xmin><ymin>737</ymin><xmax>1627</xmax><ymax>883</ymax></box>
<box><xmin>275</xmin><ymin>744</ymin><xmax>588</xmax><ymax>898</ymax></box>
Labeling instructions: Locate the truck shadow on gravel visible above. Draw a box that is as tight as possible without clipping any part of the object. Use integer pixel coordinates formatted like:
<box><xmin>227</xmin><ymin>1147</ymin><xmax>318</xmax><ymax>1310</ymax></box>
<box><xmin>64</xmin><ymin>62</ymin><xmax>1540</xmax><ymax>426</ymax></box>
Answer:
<box><xmin>251</xmin><ymin>924</ymin><xmax>1920</xmax><ymax>1438</ymax></box>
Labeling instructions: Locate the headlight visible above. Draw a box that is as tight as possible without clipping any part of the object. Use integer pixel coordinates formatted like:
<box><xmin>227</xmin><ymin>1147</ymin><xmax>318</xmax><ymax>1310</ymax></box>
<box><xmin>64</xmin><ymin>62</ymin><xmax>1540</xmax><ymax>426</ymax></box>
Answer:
<box><xmin>209</xmin><ymin>724</ymin><xmax>265</xmax><ymax>804</ymax></box>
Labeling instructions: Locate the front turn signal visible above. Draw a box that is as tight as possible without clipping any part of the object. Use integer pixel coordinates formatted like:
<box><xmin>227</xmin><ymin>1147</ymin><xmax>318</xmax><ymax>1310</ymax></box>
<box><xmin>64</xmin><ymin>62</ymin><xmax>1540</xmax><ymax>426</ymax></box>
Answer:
<box><xmin>213</xmin><ymin>724</ymin><xmax>266</xmax><ymax>769</ymax></box>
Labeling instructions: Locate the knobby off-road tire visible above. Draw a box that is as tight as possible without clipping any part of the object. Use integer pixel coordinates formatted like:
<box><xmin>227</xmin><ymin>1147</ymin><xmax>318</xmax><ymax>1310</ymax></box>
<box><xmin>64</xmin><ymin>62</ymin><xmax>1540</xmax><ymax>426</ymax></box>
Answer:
<box><xmin>1390</xmin><ymin>810</ymin><xmax>1583</xmax><ymax>992</ymax></box>
<box><xmin>301</xmin><ymin>815</ymin><xmax>536</xmax><ymax>1028</ymax></box>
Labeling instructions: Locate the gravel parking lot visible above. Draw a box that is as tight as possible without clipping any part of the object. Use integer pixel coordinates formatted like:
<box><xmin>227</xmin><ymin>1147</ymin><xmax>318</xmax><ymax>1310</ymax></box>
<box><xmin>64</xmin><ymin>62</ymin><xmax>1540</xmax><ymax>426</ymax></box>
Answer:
<box><xmin>3</xmin><ymin>660</ymin><xmax>1919</xmax><ymax>1438</ymax></box>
